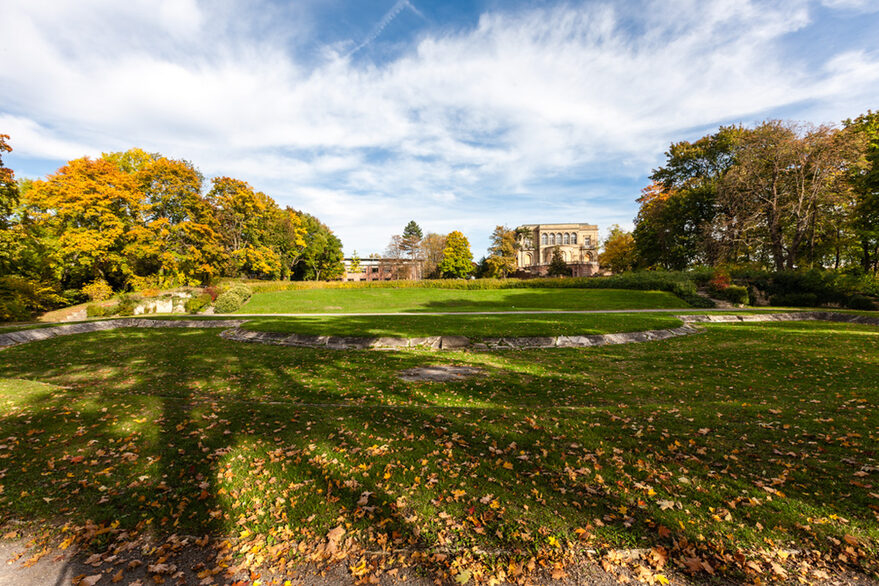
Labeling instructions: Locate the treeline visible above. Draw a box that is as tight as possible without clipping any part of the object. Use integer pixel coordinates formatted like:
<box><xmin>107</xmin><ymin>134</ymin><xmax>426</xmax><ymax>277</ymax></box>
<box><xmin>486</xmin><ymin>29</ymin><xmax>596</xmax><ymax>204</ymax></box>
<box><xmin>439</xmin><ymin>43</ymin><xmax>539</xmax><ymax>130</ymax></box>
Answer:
<box><xmin>602</xmin><ymin>111</ymin><xmax>879</xmax><ymax>275</ymax></box>
<box><xmin>379</xmin><ymin>221</ymin><xmax>475</xmax><ymax>279</ymax></box>
<box><xmin>0</xmin><ymin>140</ymin><xmax>344</xmax><ymax>320</ymax></box>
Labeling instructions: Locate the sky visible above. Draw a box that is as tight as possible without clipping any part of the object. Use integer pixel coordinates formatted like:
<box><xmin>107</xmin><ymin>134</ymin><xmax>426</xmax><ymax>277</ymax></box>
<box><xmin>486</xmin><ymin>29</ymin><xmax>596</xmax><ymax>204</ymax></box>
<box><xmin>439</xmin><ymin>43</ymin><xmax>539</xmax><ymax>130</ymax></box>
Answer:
<box><xmin>1</xmin><ymin>0</ymin><xmax>878</xmax><ymax>257</ymax></box>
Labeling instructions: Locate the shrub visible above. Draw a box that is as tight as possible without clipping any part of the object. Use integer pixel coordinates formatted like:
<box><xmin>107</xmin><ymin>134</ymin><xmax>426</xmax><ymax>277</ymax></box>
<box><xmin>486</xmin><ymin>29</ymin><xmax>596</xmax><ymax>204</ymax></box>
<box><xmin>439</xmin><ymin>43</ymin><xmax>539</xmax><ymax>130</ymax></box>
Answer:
<box><xmin>185</xmin><ymin>293</ymin><xmax>213</xmax><ymax>314</ymax></box>
<box><xmin>139</xmin><ymin>288</ymin><xmax>161</xmax><ymax>298</ymax></box>
<box><xmin>214</xmin><ymin>291</ymin><xmax>244</xmax><ymax>313</ymax></box>
<box><xmin>227</xmin><ymin>283</ymin><xmax>253</xmax><ymax>302</ymax></box>
<box><xmin>82</xmin><ymin>279</ymin><xmax>113</xmax><ymax>302</ymax></box>
<box><xmin>115</xmin><ymin>295</ymin><xmax>137</xmax><ymax>316</ymax></box>
<box><xmin>770</xmin><ymin>292</ymin><xmax>819</xmax><ymax>307</ymax></box>
<box><xmin>715</xmin><ymin>284</ymin><xmax>749</xmax><ymax>305</ymax></box>
<box><xmin>0</xmin><ymin>276</ymin><xmax>65</xmax><ymax>322</ymax></box>
<box><xmin>62</xmin><ymin>289</ymin><xmax>88</xmax><ymax>305</ymax></box>
<box><xmin>204</xmin><ymin>286</ymin><xmax>221</xmax><ymax>301</ymax></box>
<box><xmin>86</xmin><ymin>304</ymin><xmax>106</xmax><ymax>317</ymax></box>
<box><xmin>845</xmin><ymin>295</ymin><xmax>876</xmax><ymax>311</ymax></box>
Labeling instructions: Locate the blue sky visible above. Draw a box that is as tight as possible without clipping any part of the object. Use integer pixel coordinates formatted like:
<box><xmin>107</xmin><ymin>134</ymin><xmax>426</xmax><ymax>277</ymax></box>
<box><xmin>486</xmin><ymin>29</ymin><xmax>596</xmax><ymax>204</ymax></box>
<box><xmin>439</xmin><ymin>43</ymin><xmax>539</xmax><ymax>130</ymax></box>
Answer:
<box><xmin>1</xmin><ymin>0</ymin><xmax>878</xmax><ymax>256</ymax></box>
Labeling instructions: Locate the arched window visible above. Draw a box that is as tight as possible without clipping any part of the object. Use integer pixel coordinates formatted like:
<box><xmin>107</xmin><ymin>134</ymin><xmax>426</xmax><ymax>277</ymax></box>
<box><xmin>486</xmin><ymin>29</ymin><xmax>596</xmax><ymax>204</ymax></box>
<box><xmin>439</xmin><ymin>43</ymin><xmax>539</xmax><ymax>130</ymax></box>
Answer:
<box><xmin>571</xmin><ymin>233</ymin><xmax>577</xmax><ymax>244</ymax></box>
<box><xmin>563</xmin><ymin>233</ymin><xmax>570</xmax><ymax>245</ymax></box>
<box><xmin>557</xmin><ymin>233</ymin><xmax>562</xmax><ymax>244</ymax></box>
<box><xmin>541</xmin><ymin>234</ymin><xmax>547</xmax><ymax>245</ymax></box>
<box><xmin>549</xmin><ymin>234</ymin><xmax>555</xmax><ymax>245</ymax></box>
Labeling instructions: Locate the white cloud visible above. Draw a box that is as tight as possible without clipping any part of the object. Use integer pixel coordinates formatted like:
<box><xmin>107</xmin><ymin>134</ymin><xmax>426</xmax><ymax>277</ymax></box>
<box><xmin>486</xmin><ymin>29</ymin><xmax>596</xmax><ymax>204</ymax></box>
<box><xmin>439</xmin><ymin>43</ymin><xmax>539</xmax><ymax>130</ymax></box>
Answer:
<box><xmin>1</xmin><ymin>0</ymin><xmax>877</xmax><ymax>254</ymax></box>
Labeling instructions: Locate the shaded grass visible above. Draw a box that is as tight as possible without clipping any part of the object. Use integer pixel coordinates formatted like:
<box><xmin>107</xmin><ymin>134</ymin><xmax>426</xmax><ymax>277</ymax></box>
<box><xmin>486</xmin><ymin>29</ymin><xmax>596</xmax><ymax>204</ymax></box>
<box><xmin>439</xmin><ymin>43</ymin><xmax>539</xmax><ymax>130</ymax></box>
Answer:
<box><xmin>236</xmin><ymin>288</ymin><xmax>690</xmax><ymax>314</ymax></box>
<box><xmin>0</xmin><ymin>320</ymin><xmax>876</xmax><ymax>578</ymax></box>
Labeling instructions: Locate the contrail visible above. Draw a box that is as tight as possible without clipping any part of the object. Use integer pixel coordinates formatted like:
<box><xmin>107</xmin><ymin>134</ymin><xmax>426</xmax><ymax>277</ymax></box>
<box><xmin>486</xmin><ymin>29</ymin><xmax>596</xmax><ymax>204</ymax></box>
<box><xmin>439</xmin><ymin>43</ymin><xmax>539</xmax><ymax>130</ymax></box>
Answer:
<box><xmin>347</xmin><ymin>0</ymin><xmax>425</xmax><ymax>57</ymax></box>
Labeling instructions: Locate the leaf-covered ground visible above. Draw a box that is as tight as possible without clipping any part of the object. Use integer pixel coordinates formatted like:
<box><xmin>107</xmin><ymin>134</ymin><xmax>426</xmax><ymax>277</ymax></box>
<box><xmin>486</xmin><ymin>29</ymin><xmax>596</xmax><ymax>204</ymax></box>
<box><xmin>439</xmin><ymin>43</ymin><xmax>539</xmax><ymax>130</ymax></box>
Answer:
<box><xmin>0</xmin><ymin>320</ymin><xmax>876</xmax><ymax>584</ymax></box>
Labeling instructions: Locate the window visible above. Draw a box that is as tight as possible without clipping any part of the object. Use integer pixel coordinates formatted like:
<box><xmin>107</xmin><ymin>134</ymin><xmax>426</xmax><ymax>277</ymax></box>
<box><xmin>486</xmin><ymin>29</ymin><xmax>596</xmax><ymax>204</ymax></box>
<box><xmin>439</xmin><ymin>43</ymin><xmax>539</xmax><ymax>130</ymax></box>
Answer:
<box><xmin>557</xmin><ymin>233</ymin><xmax>562</xmax><ymax>244</ymax></box>
<box><xmin>541</xmin><ymin>234</ymin><xmax>547</xmax><ymax>245</ymax></box>
<box><xmin>549</xmin><ymin>234</ymin><xmax>555</xmax><ymax>245</ymax></box>
<box><xmin>563</xmin><ymin>233</ymin><xmax>570</xmax><ymax>245</ymax></box>
<box><xmin>584</xmin><ymin>236</ymin><xmax>591</xmax><ymax>247</ymax></box>
<box><xmin>572</xmin><ymin>233</ymin><xmax>577</xmax><ymax>244</ymax></box>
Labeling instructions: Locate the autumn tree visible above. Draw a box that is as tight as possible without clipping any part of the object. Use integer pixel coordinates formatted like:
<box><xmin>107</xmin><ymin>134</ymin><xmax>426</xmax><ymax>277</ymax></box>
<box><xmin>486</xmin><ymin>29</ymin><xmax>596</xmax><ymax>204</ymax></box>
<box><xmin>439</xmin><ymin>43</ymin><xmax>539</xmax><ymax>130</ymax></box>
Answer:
<box><xmin>719</xmin><ymin>121</ymin><xmax>861</xmax><ymax>271</ymax></box>
<box><xmin>484</xmin><ymin>225</ymin><xmax>518</xmax><ymax>278</ymax></box>
<box><xmin>349</xmin><ymin>251</ymin><xmax>361</xmax><ymax>274</ymax></box>
<box><xmin>206</xmin><ymin>177</ymin><xmax>283</xmax><ymax>279</ymax></box>
<box><xmin>419</xmin><ymin>233</ymin><xmax>447</xmax><ymax>279</ymax></box>
<box><xmin>437</xmin><ymin>230</ymin><xmax>473</xmax><ymax>278</ymax></box>
<box><xmin>599</xmin><ymin>225</ymin><xmax>637</xmax><ymax>274</ymax></box>
<box><xmin>25</xmin><ymin>156</ymin><xmax>141</xmax><ymax>289</ymax></box>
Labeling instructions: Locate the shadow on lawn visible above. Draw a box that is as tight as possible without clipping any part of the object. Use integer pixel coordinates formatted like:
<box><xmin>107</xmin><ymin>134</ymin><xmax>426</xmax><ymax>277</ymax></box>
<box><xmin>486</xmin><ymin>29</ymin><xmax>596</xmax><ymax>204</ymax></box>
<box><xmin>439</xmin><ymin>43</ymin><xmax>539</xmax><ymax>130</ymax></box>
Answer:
<box><xmin>0</xmin><ymin>325</ymin><xmax>876</xmax><ymax>583</ymax></box>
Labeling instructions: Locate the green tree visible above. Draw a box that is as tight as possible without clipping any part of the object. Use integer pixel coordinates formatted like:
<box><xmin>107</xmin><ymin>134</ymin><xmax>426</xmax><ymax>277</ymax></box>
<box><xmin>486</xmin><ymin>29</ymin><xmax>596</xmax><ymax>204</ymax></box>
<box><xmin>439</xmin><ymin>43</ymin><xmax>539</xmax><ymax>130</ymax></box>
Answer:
<box><xmin>845</xmin><ymin>110</ymin><xmax>879</xmax><ymax>273</ymax></box>
<box><xmin>547</xmin><ymin>246</ymin><xmax>571</xmax><ymax>277</ymax></box>
<box><xmin>635</xmin><ymin>126</ymin><xmax>743</xmax><ymax>268</ymax></box>
<box><xmin>599</xmin><ymin>225</ymin><xmax>637</xmax><ymax>274</ymax></box>
<box><xmin>293</xmin><ymin>213</ymin><xmax>344</xmax><ymax>281</ymax></box>
<box><xmin>437</xmin><ymin>230</ymin><xmax>473</xmax><ymax>278</ymax></box>
<box><xmin>484</xmin><ymin>225</ymin><xmax>518</xmax><ymax>278</ymax></box>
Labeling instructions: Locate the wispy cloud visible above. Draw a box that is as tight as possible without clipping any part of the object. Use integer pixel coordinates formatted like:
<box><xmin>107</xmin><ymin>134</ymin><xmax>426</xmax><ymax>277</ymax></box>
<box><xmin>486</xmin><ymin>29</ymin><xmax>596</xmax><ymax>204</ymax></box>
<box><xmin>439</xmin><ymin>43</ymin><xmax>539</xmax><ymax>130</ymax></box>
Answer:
<box><xmin>1</xmin><ymin>0</ymin><xmax>877</xmax><ymax>254</ymax></box>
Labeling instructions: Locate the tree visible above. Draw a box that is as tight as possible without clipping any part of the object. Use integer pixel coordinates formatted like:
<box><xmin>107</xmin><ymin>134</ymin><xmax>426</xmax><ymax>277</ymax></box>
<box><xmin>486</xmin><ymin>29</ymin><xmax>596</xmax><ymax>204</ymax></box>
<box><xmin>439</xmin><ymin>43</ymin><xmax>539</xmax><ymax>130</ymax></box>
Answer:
<box><xmin>437</xmin><ymin>231</ymin><xmax>473</xmax><ymax>278</ymax></box>
<box><xmin>382</xmin><ymin>234</ymin><xmax>409</xmax><ymax>279</ymax></box>
<box><xmin>845</xmin><ymin>111</ymin><xmax>879</xmax><ymax>273</ymax></box>
<box><xmin>419</xmin><ymin>233</ymin><xmax>447</xmax><ymax>279</ymax></box>
<box><xmin>349</xmin><ymin>251</ymin><xmax>361</xmax><ymax>274</ymax></box>
<box><xmin>484</xmin><ymin>225</ymin><xmax>518</xmax><ymax>278</ymax></box>
<box><xmin>0</xmin><ymin>134</ymin><xmax>17</xmax><ymax>230</ymax></box>
<box><xmin>293</xmin><ymin>213</ymin><xmax>344</xmax><ymax>281</ymax></box>
<box><xmin>719</xmin><ymin>121</ymin><xmax>861</xmax><ymax>271</ymax></box>
<box><xmin>634</xmin><ymin>126</ymin><xmax>743</xmax><ymax>269</ymax></box>
<box><xmin>599</xmin><ymin>225</ymin><xmax>636</xmax><ymax>273</ymax></box>
<box><xmin>24</xmin><ymin>156</ymin><xmax>141</xmax><ymax>289</ymax></box>
<box><xmin>206</xmin><ymin>177</ymin><xmax>282</xmax><ymax>279</ymax></box>
<box><xmin>547</xmin><ymin>246</ymin><xmax>571</xmax><ymax>277</ymax></box>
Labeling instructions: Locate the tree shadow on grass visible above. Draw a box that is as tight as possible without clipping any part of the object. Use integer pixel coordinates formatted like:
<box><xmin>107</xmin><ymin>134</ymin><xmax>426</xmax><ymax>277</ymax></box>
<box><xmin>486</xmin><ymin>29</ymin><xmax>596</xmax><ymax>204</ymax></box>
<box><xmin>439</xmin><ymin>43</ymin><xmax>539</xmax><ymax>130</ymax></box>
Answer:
<box><xmin>0</xmin><ymin>324</ymin><xmax>876</xmax><ymax>583</ymax></box>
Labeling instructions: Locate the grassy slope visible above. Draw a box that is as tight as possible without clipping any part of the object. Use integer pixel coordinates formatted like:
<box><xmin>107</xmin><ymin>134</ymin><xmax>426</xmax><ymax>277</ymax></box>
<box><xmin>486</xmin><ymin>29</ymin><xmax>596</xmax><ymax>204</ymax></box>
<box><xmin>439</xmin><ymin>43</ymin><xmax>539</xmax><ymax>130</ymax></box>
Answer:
<box><xmin>240</xmin><ymin>313</ymin><xmax>683</xmax><ymax>337</ymax></box>
<box><xmin>0</xmin><ymin>320</ymin><xmax>876</xmax><ymax>579</ymax></box>
<box><xmin>236</xmin><ymin>287</ymin><xmax>690</xmax><ymax>314</ymax></box>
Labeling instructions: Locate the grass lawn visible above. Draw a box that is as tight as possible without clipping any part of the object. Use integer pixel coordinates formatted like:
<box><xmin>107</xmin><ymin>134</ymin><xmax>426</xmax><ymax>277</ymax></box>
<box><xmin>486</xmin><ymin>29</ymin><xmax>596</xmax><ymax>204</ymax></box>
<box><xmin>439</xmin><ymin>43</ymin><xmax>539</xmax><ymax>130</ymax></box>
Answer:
<box><xmin>239</xmin><ymin>313</ymin><xmax>684</xmax><ymax>338</ymax></box>
<box><xmin>236</xmin><ymin>287</ymin><xmax>690</xmax><ymax>314</ymax></box>
<box><xmin>0</xmin><ymin>317</ymin><xmax>877</xmax><ymax>582</ymax></box>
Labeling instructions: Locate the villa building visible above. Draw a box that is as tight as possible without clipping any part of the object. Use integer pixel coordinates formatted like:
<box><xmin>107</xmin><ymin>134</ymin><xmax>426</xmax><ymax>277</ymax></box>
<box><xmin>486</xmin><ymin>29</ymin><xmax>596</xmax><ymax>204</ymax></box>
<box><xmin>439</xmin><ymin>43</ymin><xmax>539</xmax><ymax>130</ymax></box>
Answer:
<box><xmin>515</xmin><ymin>223</ymin><xmax>600</xmax><ymax>277</ymax></box>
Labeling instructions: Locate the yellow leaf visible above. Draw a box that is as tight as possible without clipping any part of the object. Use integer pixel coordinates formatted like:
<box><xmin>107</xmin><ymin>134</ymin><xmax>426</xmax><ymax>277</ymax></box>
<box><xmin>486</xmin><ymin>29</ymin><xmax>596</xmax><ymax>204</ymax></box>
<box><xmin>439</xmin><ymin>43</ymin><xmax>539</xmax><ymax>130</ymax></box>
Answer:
<box><xmin>655</xmin><ymin>574</ymin><xmax>669</xmax><ymax>585</ymax></box>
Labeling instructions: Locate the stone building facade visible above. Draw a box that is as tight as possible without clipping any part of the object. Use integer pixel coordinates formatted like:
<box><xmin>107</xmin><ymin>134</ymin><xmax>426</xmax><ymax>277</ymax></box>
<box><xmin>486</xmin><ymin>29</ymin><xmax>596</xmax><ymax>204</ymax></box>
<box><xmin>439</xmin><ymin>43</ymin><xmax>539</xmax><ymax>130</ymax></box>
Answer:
<box><xmin>515</xmin><ymin>223</ymin><xmax>600</xmax><ymax>277</ymax></box>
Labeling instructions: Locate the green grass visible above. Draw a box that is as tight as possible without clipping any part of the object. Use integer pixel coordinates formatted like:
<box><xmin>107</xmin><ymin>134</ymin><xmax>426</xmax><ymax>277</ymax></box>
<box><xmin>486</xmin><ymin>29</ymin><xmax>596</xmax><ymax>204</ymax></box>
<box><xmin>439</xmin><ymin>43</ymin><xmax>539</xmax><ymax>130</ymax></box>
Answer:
<box><xmin>0</xmin><ymin>319</ymin><xmax>876</xmax><ymax>580</ymax></box>
<box><xmin>239</xmin><ymin>313</ymin><xmax>684</xmax><ymax>338</ymax></box>
<box><xmin>236</xmin><ymin>287</ymin><xmax>690</xmax><ymax>314</ymax></box>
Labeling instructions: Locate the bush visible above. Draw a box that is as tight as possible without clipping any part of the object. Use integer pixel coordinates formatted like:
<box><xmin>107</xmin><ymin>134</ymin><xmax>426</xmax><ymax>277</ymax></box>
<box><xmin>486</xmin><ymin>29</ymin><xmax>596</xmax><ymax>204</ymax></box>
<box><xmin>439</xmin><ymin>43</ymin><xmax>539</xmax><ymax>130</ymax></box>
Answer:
<box><xmin>226</xmin><ymin>283</ymin><xmax>253</xmax><ymax>302</ymax></box>
<box><xmin>115</xmin><ymin>295</ymin><xmax>137</xmax><ymax>316</ymax></box>
<box><xmin>845</xmin><ymin>295</ymin><xmax>876</xmax><ymax>311</ymax></box>
<box><xmin>82</xmin><ymin>279</ymin><xmax>113</xmax><ymax>302</ymax></box>
<box><xmin>204</xmin><ymin>286</ymin><xmax>221</xmax><ymax>301</ymax></box>
<box><xmin>770</xmin><ymin>292</ymin><xmax>819</xmax><ymax>307</ymax></box>
<box><xmin>0</xmin><ymin>276</ymin><xmax>65</xmax><ymax>322</ymax></box>
<box><xmin>185</xmin><ymin>293</ymin><xmax>213</xmax><ymax>314</ymax></box>
<box><xmin>139</xmin><ymin>288</ymin><xmax>161</xmax><ymax>298</ymax></box>
<box><xmin>86</xmin><ymin>304</ymin><xmax>106</xmax><ymax>317</ymax></box>
<box><xmin>62</xmin><ymin>289</ymin><xmax>88</xmax><ymax>305</ymax></box>
<box><xmin>715</xmin><ymin>284</ymin><xmax>749</xmax><ymax>305</ymax></box>
<box><xmin>214</xmin><ymin>291</ymin><xmax>244</xmax><ymax>313</ymax></box>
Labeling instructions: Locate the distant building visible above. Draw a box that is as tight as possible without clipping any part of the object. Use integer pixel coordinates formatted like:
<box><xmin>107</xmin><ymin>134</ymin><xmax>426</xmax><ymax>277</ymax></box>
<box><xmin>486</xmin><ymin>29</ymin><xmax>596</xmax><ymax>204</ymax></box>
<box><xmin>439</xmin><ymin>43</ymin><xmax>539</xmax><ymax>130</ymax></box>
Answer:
<box><xmin>341</xmin><ymin>257</ymin><xmax>420</xmax><ymax>282</ymax></box>
<box><xmin>515</xmin><ymin>223</ymin><xmax>600</xmax><ymax>277</ymax></box>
